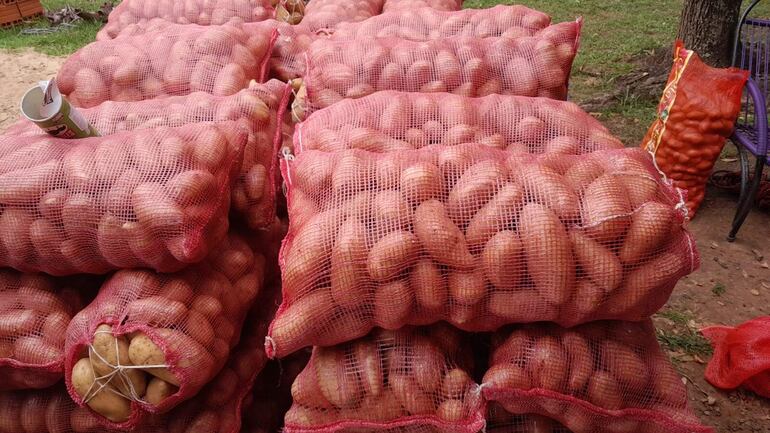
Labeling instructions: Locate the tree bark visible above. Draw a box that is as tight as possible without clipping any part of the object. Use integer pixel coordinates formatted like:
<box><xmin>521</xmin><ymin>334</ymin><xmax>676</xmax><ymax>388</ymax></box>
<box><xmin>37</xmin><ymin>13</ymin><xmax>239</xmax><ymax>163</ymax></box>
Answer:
<box><xmin>677</xmin><ymin>0</ymin><xmax>742</xmax><ymax>67</ymax></box>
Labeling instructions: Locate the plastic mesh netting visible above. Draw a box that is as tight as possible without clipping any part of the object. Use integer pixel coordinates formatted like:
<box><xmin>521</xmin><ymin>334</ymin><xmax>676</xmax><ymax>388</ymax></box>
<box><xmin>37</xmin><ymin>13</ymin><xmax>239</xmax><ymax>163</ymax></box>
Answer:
<box><xmin>301</xmin><ymin>0</ymin><xmax>385</xmax><ymax>32</ymax></box>
<box><xmin>382</xmin><ymin>0</ymin><xmax>462</xmax><ymax>12</ymax></box>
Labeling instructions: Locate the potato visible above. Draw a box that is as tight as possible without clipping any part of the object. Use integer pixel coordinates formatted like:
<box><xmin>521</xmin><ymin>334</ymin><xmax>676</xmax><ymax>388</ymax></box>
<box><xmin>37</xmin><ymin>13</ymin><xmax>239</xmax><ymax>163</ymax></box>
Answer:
<box><xmin>13</xmin><ymin>336</ymin><xmax>61</xmax><ymax>365</ymax></box>
<box><xmin>617</xmin><ymin>175</ymin><xmax>659</xmax><ymax>210</ymax></box>
<box><xmin>353</xmin><ymin>389</ymin><xmax>405</xmax><ymax>422</ymax></box>
<box><xmin>448</xmin><ymin>270</ymin><xmax>486</xmax><ymax>306</ymax></box>
<box><xmin>601</xmin><ymin>339</ymin><xmax>649</xmax><ymax>391</ymax></box>
<box><xmin>400</xmin><ymin>162</ymin><xmax>444</xmax><ymax>203</ymax></box>
<box><xmin>443</xmin><ymin>367</ymin><xmax>473</xmax><ymax>399</ymax></box>
<box><xmin>465</xmin><ymin>182</ymin><xmax>524</xmax><ymax>251</ymax></box>
<box><xmin>354</xmin><ymin>341</ymin><xmax>383</xmax><ymax>397</ymax></box>
<box><xmin>519</xmin><ymin>203</ymin><xmax>574</xmax><ymax>306</ymax></box>
<box><xmin>127</xmin><ymin>332</ymin><xmax>179</xmax><ymax>386</ymax></box>
<box><xmin>91</xmin><ymin>325</ymin><xmax>149</xmax><ymax>398</ymax></box>
<box><xmin>282</xmin><ymin>210</ymin><xmax>341</xmax><ymax>298</ymax></box>
<box><xmin>571</xmin><ymin>278</ymin><xmax>606</xmax><ymax>322</ymax></box>
<box><xmin>515</xmin><ymin>164</ymin><xmax>579</xmax><ymax>221</ymax></box>
<box><xmin>0</xmin><ymin>161</ymin><xmax>59</xmax><ymax>205</ymax></box>
<box><xmin>529</xmin><ymin>336</ymin><xmax>568</xmax><ymax>390</ymax></box>
<box><xmin>619</xmin><ymin>202</ymin><xmax>676</xmax><ymax>264</ymax></box>
<box><xmin>268</xmin><ymin>290</ymin><xmax>334</xmax><ymax>358</ymax></box>
<box><xmin>414</xmin><ymin>200</ymin><xmax>474</xmax><ymax>270</ymax></box>
<box><xmin>481</xmin><ymin>230</ymin><xmax>524</xmax><ymax>291</ymax></box>
<box><xmin>437</xmin><ymin>399</ymin><xmax>465</xmax><ymax>422</ymax></box>
<box><xmin>390</xmin><ymin>374</ymin><xmax>435</xmax><ymax>415</ymax></box>
<box><xmin>447</xmin><ymin>160</ymin><xmax>506</xmax><ymax>225</ymax></box>
<box><xmin>482</xmin><ymin>364</ymin><xmax>532</xmax><ymax>390</ymax></box>
<box><xmin>315</xmin><ymin>346</ymin><xmax>362</xmax><ymax>408</ymax></box>
<box><xmin>0</xmin><ymin>310</ymin><xmax>36</xmax><ymax>337</ymax></box>
<box><xmin>42</xmin><ymin>311</ymin><xmax>71</xmax><ymax>347</ymax></box>
<box><xmin>412</xmin><ymin>337</ymin><xmax>444</xmax><ymax>393</ymax></box>
<box><xmin>605</xmin><ymin>251</ymin><xmax>687</xmax><ymax>317</ymax></box>
<box><xmin>373</xmin><ymin>190</ymin><xmax>412</xmax><ymax>229</ymax></box>
<box><xmin>185</xmin><ymin>310</ymin><xmax>216</xmax><ymax>347</ymax></box>
<box><xmin>562</xmin><ymin>332</ymin><xmax>592</xmax><ymax>393</ymax></box>
<box><xmin>410</xmin><ymin>259</ymin><xmax>447</xmax><ymax>311</ymax></box>
<box><xmin>71</xmin><ymin>358</ymin><xmax>132</xmax><ymax>423</ymax></box>
<box><xmin>570</xmin><ymin>231</ymin><xmax>623</xmax><ymax>291</ymax></box>
<box><xmin>291</xmin><ymin>369</ymin><xmax>334</xmax><ymax>409</ymax></box>
<box><xmin>366</xmin><ymin>230</ymin><xmax>420</xmax><ymax>281</ymax></box>
<box><xmin>0</xmin><ymin>208</ymin><xmax>34</xmax><ymax>266</ymax></box>
<box><xmin>587</xmin><ymin>370</ymin><xmax>624</xmax><ymax>410</ymax></box>
<box><xmin>564</xmin><ymin>158</ymin><xmax>604</xmax><ymax>193</ymax></box>
<box><xmin>329</xmin><ymin>218</ymin><xmax>369</xmax><ymax>309</ymax></box>
<box><xmin>374</xmin><ymin>279</ymin><xmax>413</xmax><ymax>330</ymax></box>
<box><xmin>581</xmin><ymin>174</ymin><xmax>632</xmax><ymax>243</ymax></box>
<box><xmin>72</xmin><ymin>68</ymin><xmax>108</xmax><ymax>108</ymax></box>
<box><xmin>487</xmin><ymin>290</ymin><xmax>544</xmax><ymax>322</ymax></box>
<box><xmin>132</xmin><ymin>182</ymin><xmax>185</xmax><ymax>232</ymax></box>
<box><xmin>145</xmin><ymin>377</ymin><xmax>178</xmax><ymax>405</ymax></box>
<box><xmin>124</xmin><ymin>297</ymin><xmax>188</xmax><ymax>326</ymax></box>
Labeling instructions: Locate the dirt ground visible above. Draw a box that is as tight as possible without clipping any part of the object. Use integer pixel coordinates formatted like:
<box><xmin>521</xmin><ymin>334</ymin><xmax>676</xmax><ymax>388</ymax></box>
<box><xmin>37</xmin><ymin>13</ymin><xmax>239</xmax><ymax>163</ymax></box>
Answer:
<box><xmin>0</xmin><ymin>50</ymin><xmax>64</xmax><ymax>129</ymax></box>
<box><xmin>0</xmin><ymin>49</ymin><xmax>768</xmax><ymax>432</ymax></box>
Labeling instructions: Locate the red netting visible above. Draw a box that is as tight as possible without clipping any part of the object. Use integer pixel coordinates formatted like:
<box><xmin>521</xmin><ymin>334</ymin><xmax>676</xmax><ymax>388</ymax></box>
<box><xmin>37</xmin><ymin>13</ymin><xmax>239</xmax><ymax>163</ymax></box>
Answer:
<box><xmin>271</xmin><ymin>22</ymin><xmax>317</xmax><ymax>81</ymax></box>
<box><xmin>282</xmin><ymin>325</ymin><xmax>485</xmax><ymax>433</ymax></box>
<box><xmin>98</xmin><ymin>0</ymin><xmax>275</xmax><ymax>40</ymax></box>
<box><xmin>63</xmin><ymin>229</ymin><xmax>266</xmax><ymax>429</ymax></box>
<box><xmin>0</xmin><ymin>290</ymin><xmax>277</xmax><ymax>433</ymax></box>
<box><xmin>382</xmin><ymin>0</ymin><xmax>462</xmax><ymax>12</ymax></box>
<box><xmin>267</xmin><ymin>144</ymin><xmax>698</xmax><ymax>358</ymax></box>
<box><xmin>296</xmin><ymin>22</ymin><xmax>580</xmax><ymax>114</ymax></box>
<box><xmin>301</xmin><ymin>0</ymin><xmax>385</xmax><ymax>32</ymax></box>
<box><xmin>641</xmin><ymin>41</ymin><xmax>748</xmax><ymax>217</ymax></box>
<box><xmin>0</xmin><ymin>121</ymin><xmax>246</xmax><ymax>275</ymax></box>
<box><xmin>5</xmin><ymin>81</ymin><xmax>290</xmax><ymax>230</ymax></box>
<box><xmin>58</xmin><ymin>21</ymin><xmax>277</xmax><ymax>108</ymax></box>
<box><xmin>483</xmin><ymin>321</ymin><xmax>713</xmax><ymax>433</ymax></box>
<box><xmin>0</xmin><ymin>272</ymin><xmax>97</xmax><ymax>390</ymax></box>
<box><xmin>487</xmin><ymin>404</ymin><xmax>573</xmax><ymax>433</ymax></box>
<box><xmin>293</xmin><ymin>92</ymin><xmax>623</xmax><ymax>154</ymax></box>
<box><xmin>702</xmin><ymin>317</ymin><xmax>770</xmax><ymax>398</ymax></box>
<box><xmin>330</xmin><ymin>5</ymin><xmax>551</xmax><ymax>40</ymax></box>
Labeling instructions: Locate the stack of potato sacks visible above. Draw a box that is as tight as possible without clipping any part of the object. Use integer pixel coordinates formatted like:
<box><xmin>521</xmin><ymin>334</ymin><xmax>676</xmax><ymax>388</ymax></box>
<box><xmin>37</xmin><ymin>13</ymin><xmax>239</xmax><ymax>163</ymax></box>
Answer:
<box><xmin>0</xmin><ymin>1</ymin><xmax>296</xmax><ymax>432</ymax></box>
<box><xmin>264</xmin><ymin>3</ymin><xmax>716</xmax><ymax>433</ymax></box>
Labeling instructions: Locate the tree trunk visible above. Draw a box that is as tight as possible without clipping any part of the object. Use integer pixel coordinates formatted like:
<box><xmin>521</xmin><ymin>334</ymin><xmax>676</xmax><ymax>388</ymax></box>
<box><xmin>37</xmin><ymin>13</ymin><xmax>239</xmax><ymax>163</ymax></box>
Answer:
<box><xmin>677</xmin><ymin>0</ymin><xmax>742</xmax><ymax>67</ymax></box>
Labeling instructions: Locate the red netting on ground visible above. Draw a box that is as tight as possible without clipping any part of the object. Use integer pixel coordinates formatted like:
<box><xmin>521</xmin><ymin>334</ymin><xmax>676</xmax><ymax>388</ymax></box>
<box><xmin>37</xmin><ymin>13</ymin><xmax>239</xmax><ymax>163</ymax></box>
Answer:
<box><xmin>63</xmin><ymin>229</ymin><xmax>266</xmax><ymax>429</ymax></box>
<box><xmin>270</xmin><ymin>22</ymin><xmax>317</xmax><ymax>81</ymax></box>
<box><xmin>293</xmin><ymin>92</ymin><xmax>623</xmax><ymax>154</ymax></box>
<box><xmin>487</xmin><ymin>404</ymin><xmax>573</xmax><ymax>433</ymax></box>
<box><xmin>240</xmin><ymin>351</ymin><xmax>310</xmax><ymax>433</ymax></box>
<box><xmin>482</xmin><ymin>321</ymin><xmax>713</xmax><ymax>433</ymax></box>
<box><xmin>296</xmin><ymin>22</ymin><xmax>580</xmax><ymax>114</ymax></box>
<box><xmin>0</xmin><ymin>291</ymin><xmax>277</xmax><ymax>433</ymax></box>
<box><xmin>98</xmin><ymin>0</ymin><xmax>275</xmax><ymax>40</ymax></box>
<box><xmin>267</xmin><ymin>144</ymin><xmax>698</xmax><ymax>358</ymax></box>
<box><xmin>702</xmin><ymin>317</ymin><xmax>770</xmax><ymax>398</ymax></box>
<box><xmin>382</xmin><ymin>0</ymin><xmax>462</xmax><ymax>12</ymax></box>
<box><xmin>58</xmin><ymin>22</ymin><xmax>277</xmax><ymax>108</ymax></box>
<box><xmin>641</xmin><ymin>41</ymin><xmax>748</xmax><ymax>217</ymax></box>
<box><xmin>0</xmin><ymin>272</ymin><xmax>97</xmax><ymax>391</ymax></box>
<box><xmin>301</xmin><ymin>0</ymin><xmax>385</xmax><ymax>32</ymax></box>
<box><xmin>282</xmin><ymin>325</ymin><xmax>485</xmax><ymax>433</ymax></box>
<box><xmin>330</xmin><ymin>5</ymin><xmax>551</xmax><ymax>40</ymax></box>
<box><xmin>5</xmin><ymin>81</ymin><xmax>290</xmax><ymax>230</ymax></box>
<box><xmin>0</xmin><ymin>122</ymin><xmax>246</xmax><ymax>275</ymax></box>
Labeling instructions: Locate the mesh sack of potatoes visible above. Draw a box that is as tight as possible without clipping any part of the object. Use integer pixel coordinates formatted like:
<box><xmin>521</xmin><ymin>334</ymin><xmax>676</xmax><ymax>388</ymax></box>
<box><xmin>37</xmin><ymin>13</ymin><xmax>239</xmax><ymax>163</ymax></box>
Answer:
<box><xmin>482</xmin><ymin>321</ymin><xmax>714</xmax><ymax>433</ymax></box>
<box><xmin>301</xmin><ymin>0</ymin><xmax>384</xmax><ymax>32</ymax></box>
<box><xmin>62</xmin><ymin>230</ymin><xmax>265</xmax><ymax>428</ymax></box>
<box><xmin>98</xmin><ymin>0</ymin><xmax>275</xmax><ymax>40</ymax></box>
<box><xmin>293</xmin><ymin>91</ymin><xmax>623</xmax><ymax>154</ymax></box>
<box><xmin>486</xmin><ymin>404</ymin><xmax>573</xmax><ymax>433</ymax></box>
<box><xmin>270</xmin><ymin>22</ymin><xmax>317</xmax><ymax>81</ymax></box>
<box><xmin>0</xmin><ymin>292</ymin><xmax>278</xmax><ymax>433</ymax></box>
<box><xmin>0</xmin><ymin>272</ymin><xmax>99</xmax><ymax>390</ymax></box>
<box><xmin>58</xmin><ymin>22</ymin><xmax>277</xmax><ymax>108</ymax></box>
<box><xmin>282</xmin><ymin>325</ymin><xmax>484</xmax><ymax>433</ymax></box>
<box><xmin>240</xmin><ymin>351</ymin><xmax>310</xmax><ymax>433</ymax></box>
<box><xmin>330</xmin><ymin>5</ymin><xmax>551</xmax><ymax>40</ymax></box>
<box><xmin>382</xmin><ymin>0</ymin><xmax>462</xmax><ymax>12</ymax></box>
<box><xmin>5</xmin><ymin>81</ymin><xmax>291</xmax><ymax>230</ymax></box>
<box><xmin>295</xmin><ymin>22</ymin><xmax>580</xmax><ymax>116</ymax></box>
<box><xmin>0</xmin><ymin>121</ymin><xmax>247</xmax><ymax>276</ymax></box>
<box><xmin>267</xmin><ymin>144</ymin><xmax>698</xmax><ymax>358</ymax></box>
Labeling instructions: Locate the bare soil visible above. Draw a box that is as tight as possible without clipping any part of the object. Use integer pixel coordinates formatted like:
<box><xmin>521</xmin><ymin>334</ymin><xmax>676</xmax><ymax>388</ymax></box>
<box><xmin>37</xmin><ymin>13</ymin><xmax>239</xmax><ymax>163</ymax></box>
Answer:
<box><xmin>0</xmin><ymin>49</ymin><xmax>65</xmax><ymax>130</ymax></box>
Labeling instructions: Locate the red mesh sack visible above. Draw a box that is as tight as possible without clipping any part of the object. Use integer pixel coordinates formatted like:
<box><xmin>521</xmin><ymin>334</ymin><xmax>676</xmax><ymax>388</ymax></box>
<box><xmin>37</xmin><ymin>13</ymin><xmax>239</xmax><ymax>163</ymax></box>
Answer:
<box><xmin>0</xmin><ymin>292</ymin><xmax>277</xmax><ymax>433</ymax></box>
<box><xmin>487</xmin><ymin>405</ymin><xmax>573</xmax><ymax>433</ymax></box>
<box><xmin>271</xmin><ymin>22</ymin><xmax>317</xmax><ymax>81</ymax></box>
<box><xmin>293</xmin><ymin>92</ymin><xmax>623</xmax><ymax>154</ymax></box>
<box><xmin>482</xmin><ymin>321</ymin><xmax>713</xmax><ymax>433</ymax></box>
<box><xmin>642</xmin><ymin>41</ymin><xmax>748</xmax><ymax>217</ymax></box>
<box><xmin>702</xmin><ymin>317</ymin><xmax>770</xmax><ymax>398</ymax></box>
<box><xmin>296</xmin><ymin>23</ymin><xmax>581</xmax><ymax>115</ymax></box>
<box><xmin>58</xmin><ymin>22</ymin><xmax>277</xmax><ymax>108</ymax></box>
<box><xmin>98</xmin><ymin>0</ymin><xmax>275</xmax><ymax>40</ymax></box>
<box><xmin>5</xmin><ymin>81</ymin><xmax>291</xmax><ymax>229</ymax></box>
<box><xmin>0</xmin><ymin>122</ymin><xmax>246</xmax><ymax>275</ymax></box>
<box><xmin>0</xmin><ymin>272</ymin><xmax>97</xmax><ymax>390</ymax></box>
<box><xmin>283</xmin><ymin>325</ymin><xmax>484</xmax><ymax>433</ymax></box>
<box><xmin>267</xmin><ymin>144</ymin><xmax>698</xmax><ymax>358</ymax></box>
<box><xmin>63</xmin><ymin>229</ymin><xmax>266</xmax><ymax>428</ymax></box>
<box><xmin>330</xmin><ymin>5</ymin><xmax>551</xmax><ymax>40</ymax></box>
<box><xmin>382</xmin><ymin>0</ymin><xmax>462</xmax><ymax>12</ymax></box>
<box><xmin>301</xmin><ymin>0</ymin><xmax>384</xmax><ymax>32</ymax></box>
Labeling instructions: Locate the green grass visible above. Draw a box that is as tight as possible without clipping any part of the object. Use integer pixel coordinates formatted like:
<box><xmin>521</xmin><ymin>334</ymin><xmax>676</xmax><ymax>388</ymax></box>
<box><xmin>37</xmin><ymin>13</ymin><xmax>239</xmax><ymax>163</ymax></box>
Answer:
<box><xmin>0</xmin><ymin>0</ymin><xmax>106</xmax><ymax>56</ymax></box>
<box><xmin>656</xmin><ymin>309</ymin><xmax>713</xmax><ymax>357</ymax></box>
<box><xmin>712</xmin><ymin>282</ymin><xmax>727</xmax><ymax>296</ymax></box>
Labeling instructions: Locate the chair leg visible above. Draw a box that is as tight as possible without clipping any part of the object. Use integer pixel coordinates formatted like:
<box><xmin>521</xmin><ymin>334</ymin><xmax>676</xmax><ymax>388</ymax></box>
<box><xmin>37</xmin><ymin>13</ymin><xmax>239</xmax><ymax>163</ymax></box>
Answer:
<box><xmin>736</xmin><ymin>143</ymin><xmax>751</xmax><ymax>206</ymax></box>
<box><xmin>728</xmin><ymin>155</ymin><xmax>766</xmax><ymax>241</ymax></box>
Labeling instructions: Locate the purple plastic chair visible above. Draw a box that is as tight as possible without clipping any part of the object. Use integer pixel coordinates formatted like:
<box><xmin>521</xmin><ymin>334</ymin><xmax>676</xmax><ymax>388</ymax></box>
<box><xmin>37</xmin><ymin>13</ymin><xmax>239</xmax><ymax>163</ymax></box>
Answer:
<box><xmin>728</xmin><ymin>0</ymin><xmax>769</xmax><ymax>241</ymax></box>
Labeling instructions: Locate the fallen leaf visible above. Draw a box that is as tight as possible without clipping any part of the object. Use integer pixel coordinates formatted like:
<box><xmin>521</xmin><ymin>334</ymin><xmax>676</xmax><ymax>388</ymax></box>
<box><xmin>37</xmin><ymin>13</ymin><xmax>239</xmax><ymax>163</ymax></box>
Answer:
<box><xmin>751</xmin><ymin>289</ymin><xmax>761</xmax><ymax>296</ymax></box>
<box><xmin>761</xmin><ymin>262</ymin><xmax>769</xmax><ymax>269</ymax></box>
<box><xmin>721</xmin><ymin>157</ymin><xmax>738</xmax><ymax>163</ymax></box>
<box><xmin>762</xmin><ymin>282</ymin><xmax>770</xmax><ymax>290</ymax></box>
<box><xmin>714</xmin><ymin>257</ymin><xmax>729</xmax><ymax>269</ymax></box>
<box><xmin>752</xmin><ymin>249</ymin><xmax>764</xmax><ymax>261</ymax></box>
<box><xmin>742</xmin><ymin>270</ymin><xmax>749</xmax><ymax>279</ymax></box>
<box><xmin>695</xmin><ymin>355</ymin><xmax>706</xmax><ymax>364</ymax></box>
<box><xmin>681</xmin><ymin>377</ymin><xmax>688</xmax><ymax>385</ymax></box>
<box><xmin>707</xmin><ymin>396</ymin><xmax>717</xmax><ymax>405</ymax></box>
<box><xmin>710</xmin><ymin>242</ymin><xmax>719</xmax><ymax>249</ymax></box>
<box><xmin>717</xmin><ymin>301</ymin><xmax>726</xmax><ymax>306</ymax></box>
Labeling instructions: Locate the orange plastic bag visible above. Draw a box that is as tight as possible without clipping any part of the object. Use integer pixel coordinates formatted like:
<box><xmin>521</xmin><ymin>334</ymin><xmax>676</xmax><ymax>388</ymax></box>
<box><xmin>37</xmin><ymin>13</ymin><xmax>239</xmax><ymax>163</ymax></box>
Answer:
<box><xmin>642</xmin><ymin>40</ymin><xmax>748</xmax><ymax>217</ymax></box>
